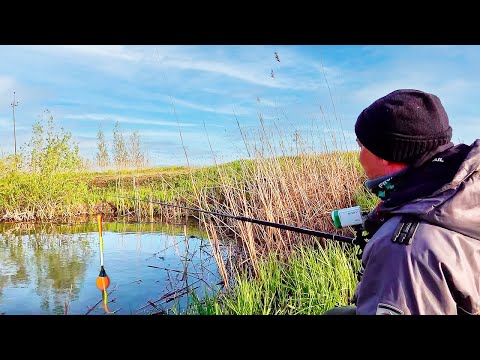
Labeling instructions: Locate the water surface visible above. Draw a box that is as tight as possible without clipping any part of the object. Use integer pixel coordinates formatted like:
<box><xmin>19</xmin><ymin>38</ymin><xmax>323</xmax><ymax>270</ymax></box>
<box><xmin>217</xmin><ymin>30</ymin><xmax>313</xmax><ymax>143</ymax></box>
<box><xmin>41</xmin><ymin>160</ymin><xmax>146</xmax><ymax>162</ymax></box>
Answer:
<box><xmin>0</xmin><ymin>221</ymin><xmax>222</xmax><ymax>315</ymax></box>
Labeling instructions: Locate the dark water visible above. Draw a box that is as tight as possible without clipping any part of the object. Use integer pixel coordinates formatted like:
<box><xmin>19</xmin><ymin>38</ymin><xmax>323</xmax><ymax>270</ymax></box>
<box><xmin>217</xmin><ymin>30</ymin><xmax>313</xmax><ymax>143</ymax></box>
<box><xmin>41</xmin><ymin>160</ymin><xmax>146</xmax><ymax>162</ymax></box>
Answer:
<box><xmin>0</xmin><ymin>220</ymin><xmax>222</xmax><ymax>315</ymax></box>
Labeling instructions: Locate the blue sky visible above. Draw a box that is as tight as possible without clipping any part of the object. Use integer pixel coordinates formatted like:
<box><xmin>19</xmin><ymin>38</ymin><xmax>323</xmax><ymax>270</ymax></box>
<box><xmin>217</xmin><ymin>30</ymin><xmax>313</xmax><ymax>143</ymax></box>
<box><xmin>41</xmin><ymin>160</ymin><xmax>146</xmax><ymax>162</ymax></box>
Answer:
<box><xmin>1</xmin><ymin>45</ymin><xmax>479</xmax><ymax>167</ymax></box>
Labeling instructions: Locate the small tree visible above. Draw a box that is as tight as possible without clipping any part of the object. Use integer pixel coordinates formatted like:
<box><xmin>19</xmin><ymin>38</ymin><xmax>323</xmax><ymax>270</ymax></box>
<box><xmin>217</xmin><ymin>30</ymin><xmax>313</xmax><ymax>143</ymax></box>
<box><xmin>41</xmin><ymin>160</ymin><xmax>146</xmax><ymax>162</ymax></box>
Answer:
<box><xmin>28</xmin><ymin>117</ymin><xmax>44</xmax><ymax>172</ymax></box>
<box><xmin>96</xmin><ymin>129</ymin><xmax>110</xmax><ymax>169</ymax></box>
<box><xmin>129</xmin><ymin>130</ymin><xmax>146</xmax><ymax>169</ymax></box>
<box><xmin>112</xmin><ymin>121</ymin><xmax>128</xmax><ymax>170</ymax></box>
<box><xmin>21</xmin><ymin>110</ymin><xmax>83</xmax><ymax>173</ymax></box>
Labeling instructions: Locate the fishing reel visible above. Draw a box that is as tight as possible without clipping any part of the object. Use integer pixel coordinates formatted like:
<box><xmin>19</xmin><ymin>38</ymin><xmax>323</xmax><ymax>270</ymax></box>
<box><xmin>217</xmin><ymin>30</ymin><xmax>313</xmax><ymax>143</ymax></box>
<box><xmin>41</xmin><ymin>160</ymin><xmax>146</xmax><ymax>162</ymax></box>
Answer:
<box><xmin>331</xmin><ymin>205</ymin><xmax>369</xmax><ymax>256</ymax></box>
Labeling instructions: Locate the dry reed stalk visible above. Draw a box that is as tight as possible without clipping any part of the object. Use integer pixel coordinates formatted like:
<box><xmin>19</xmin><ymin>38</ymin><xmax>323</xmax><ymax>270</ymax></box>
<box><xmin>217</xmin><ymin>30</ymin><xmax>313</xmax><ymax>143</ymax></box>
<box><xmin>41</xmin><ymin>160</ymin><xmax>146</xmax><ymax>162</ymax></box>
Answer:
<box><xmin>205</xmin><ymin>222</ymin><xmax>230</xmax><ymax>288</ymax></box>
<box><xmin>198</xmin><ymin>126</ymin><xmax>362</xmax><ymax>277</ymax></box>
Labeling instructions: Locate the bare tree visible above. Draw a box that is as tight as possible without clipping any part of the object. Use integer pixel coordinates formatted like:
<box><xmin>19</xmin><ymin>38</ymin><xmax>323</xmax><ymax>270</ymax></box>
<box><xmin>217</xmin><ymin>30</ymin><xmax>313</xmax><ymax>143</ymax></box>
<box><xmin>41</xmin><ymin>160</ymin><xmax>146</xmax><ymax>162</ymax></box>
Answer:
<box><xmin>129</xmin><ymin>130</ymin><xmax>146</xmax><ymax>170</ymax></box>
<box><xmin>96</xmin><ymin>128</ymin><xmax>110</xmax><ymax>169</ymax></box>
<box><xmin>112</xmin><ymin>122</ymin><xmax>128</xmax><ymax>170</ymax></box>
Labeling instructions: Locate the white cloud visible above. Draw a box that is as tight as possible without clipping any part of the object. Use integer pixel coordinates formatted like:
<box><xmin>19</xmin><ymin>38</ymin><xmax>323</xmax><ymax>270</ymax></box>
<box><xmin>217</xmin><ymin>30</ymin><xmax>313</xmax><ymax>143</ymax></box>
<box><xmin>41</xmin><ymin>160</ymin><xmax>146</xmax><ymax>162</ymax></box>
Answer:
<box><xmin>17</xmin><ymin>45</ymin><xmax>334</xmax><ymax>91</ymax></box>
<box><xmin>0</xmin><ymin>76</ymin><xmax>17</xmax><ymax>99</ymax></box>
<box><xmin>162</xmin><ymin>58</ymin><xmax>288</xmax><ymax>89</ymax></box>
<box><xmin>255</xmin><ymin>98</ymin><xmax>277</xmax><ymax>107</ymax></box>
<box><xmin>71</xmin><ymin>137</ymin><xmax>98</xmax><ymax>151</ymax></box>
<box><xmin>160</xmin><ymin>95</ymin><xmax>250</xmax><ymax>115</ymax></box>
<box><xmin>22</xmin><ymin>45</ymin><xmax>144</xmax><ymax>62</ymax></box>
<box><xmin>0</xmin><ymin>117</ymin><xmax>11</xmax><ymax>128</ymax></box>
<box><xmin>139</xmin><ymin>130</ymin><xmax>197</xmax><ymax>139</ymax></box>
<box><xmin>147</xmin><ymin>46</ymin><xmax>329</xmax><ymax>91</ymax></box>
<box><xmin>434</xmin><ymin>79</ymin><xmax>478</xmax><ymax>104</ymax></box>
<box><xmin>19</xmin><ymin>45</ymin><xmax>282</xmax><ymax>88</ymax></box>
<box><xmin>64</xmin><ymin>113</ymin><xmax>196</xmax><ymax>127</ymax></box>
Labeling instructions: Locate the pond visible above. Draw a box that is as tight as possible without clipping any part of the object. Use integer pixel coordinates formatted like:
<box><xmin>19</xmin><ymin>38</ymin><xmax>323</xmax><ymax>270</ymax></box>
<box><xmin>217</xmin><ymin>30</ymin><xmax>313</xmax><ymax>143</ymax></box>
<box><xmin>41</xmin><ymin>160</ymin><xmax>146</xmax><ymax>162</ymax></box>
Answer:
<box><xmin>0</xmin><ymin>220</ymin><xmax>223</xmax><ymax>315</ymax></box>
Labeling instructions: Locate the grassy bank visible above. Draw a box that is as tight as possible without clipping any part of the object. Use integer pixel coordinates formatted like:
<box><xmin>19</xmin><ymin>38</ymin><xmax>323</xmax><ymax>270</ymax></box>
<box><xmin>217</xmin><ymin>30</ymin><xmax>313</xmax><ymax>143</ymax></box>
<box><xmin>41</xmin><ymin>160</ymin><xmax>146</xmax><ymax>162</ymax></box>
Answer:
<box><xmin>0</xmin><ymin>162</ymin><xmax>245</xmax><ymax>222</ymax></box>
<box><xmin>176</xmin><ymin>240</ymin><xmax>361</xmax><ymax>315</ymax></box>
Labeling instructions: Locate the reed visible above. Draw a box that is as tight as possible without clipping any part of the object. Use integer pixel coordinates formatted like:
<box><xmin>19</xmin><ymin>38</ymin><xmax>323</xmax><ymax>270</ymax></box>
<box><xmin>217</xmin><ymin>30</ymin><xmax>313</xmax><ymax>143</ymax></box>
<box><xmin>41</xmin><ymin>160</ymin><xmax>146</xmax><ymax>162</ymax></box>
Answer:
<box><xmin>195</xmin><ymin>118</ymin><xmax>370</xmax><ymax>282</ymax></box>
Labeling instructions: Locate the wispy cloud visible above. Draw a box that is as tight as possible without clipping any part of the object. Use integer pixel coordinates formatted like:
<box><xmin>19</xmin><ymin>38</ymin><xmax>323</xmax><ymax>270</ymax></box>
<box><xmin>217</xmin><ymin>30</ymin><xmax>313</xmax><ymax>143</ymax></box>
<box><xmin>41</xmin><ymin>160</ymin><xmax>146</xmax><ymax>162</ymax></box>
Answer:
<box><xmin>160</xmin><ymin>95</ymin><xmax>250</xmax><ymax>115</ymax></box>
<box><xmin>162</xmin><ymin>58</ymin><xmax>289</xmax><ymax>89</ymax></box>
<box><xmin>23</xmin><ymin>45</ymin><xmax>144</xmax><ymax>62</ymax></box>
<box><xmin>0</xmin><ymin>75</ymin><xmax>16</xmax><ymax>98</ymax></box>
<box><xmin>0</xmin><ymin>117</ymin><xmax>11</xmax><ymax>128</ymax></box>
<box><xmin>19</xmin><ymin>45</ymin><xmax>339</xmax><ymax>92</ymax></box>
<box><xmin>70</xmin><ymin>136</ymin><xmax>99</xmax><ymax>151</ymax></box>
<box><xmin>255</xmin><ymin>98</ymin><xmax>278</xmax><ymax>107</ymax></box>
<box><xmin>64</xmin><ymin>113</ymin><xmax>196</xmax><ymax>127</ymax></box>
<box><xmin>137</xmin><ymin>46</ymin><xmax>327</xmax><ymax>91</ymax></box>
<box><xmin>22</xmin><ymin>45</ymin><xmax>285</xmax><ymax>88</ymax></box>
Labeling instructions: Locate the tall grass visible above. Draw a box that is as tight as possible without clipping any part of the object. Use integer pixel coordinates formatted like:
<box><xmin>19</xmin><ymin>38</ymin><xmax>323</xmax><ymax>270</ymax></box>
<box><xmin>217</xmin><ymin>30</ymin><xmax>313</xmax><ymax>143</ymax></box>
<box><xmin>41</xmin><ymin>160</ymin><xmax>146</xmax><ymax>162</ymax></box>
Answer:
<box><xmin>183</xmin><ymin>240</ymin><xmax>360</xmax><ymax>315</ymax></box>
<box><xmin>0</xmin><ymin>171</ymin><xmax>90</xmax><ymax>221</ymax></box>
<box><xmin>196</xmin><ymin>119</ymin><xmax>369</xmax><ymax>285</ymax></box>
<box><xmin>179</xmin><ymin>119</ymin><xmax>374</xmax><ymax>313</ymax></box>
<box><xmin>0</xmin><ymin>154</ymin><xmax>242</xmax><ymax>222</ymax></box>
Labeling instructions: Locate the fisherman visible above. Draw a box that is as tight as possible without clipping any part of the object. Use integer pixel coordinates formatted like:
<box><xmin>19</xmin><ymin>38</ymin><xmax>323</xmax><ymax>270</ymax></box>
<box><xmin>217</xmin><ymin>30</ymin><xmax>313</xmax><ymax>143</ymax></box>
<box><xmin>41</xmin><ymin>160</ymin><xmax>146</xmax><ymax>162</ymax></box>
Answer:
<box><xmin>324</xmin><ymin>89</ymin><xmax>480</xmax><ymax>315</ymax></box>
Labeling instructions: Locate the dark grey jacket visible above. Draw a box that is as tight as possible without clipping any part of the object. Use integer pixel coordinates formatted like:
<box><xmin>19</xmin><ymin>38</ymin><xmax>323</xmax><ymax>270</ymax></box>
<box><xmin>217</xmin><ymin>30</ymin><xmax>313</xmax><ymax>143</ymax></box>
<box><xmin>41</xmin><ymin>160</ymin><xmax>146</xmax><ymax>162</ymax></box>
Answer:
<box><xmin>354</xmin><ymin>139</ymin><xmax>480</xmax><ymax>315</ymax></box>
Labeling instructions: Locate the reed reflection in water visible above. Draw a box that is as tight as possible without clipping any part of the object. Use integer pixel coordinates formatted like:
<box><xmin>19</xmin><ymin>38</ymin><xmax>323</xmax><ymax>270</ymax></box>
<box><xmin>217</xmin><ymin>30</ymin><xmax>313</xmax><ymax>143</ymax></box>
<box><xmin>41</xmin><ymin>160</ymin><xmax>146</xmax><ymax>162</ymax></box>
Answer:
<box><xmin>0</xmin><ymin>221</ymin><xmax>222</xmax><ymax>315</ymax></box>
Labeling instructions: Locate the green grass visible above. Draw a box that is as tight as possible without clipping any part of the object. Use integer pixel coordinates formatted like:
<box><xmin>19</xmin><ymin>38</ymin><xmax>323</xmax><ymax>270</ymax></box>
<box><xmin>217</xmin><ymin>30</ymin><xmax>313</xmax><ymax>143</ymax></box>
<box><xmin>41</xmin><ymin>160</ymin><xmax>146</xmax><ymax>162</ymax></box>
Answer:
<box><xmin>354</xmin><ymin>184</ymin><xmax>380</xmax><ymax>212</ymax></box>
<box><xmin>0</xmin><ymin>160</ymin><xmax>249</xmax><ymax>222</ymax></box>
<box><xmin>0</xmin><ymin>171</ymin><xmax>90</xmax><ymax>221</ymax></box>
<box><xmin>182</xmin><ymin>240</ymin><xmax>361</xmax><ymax>315</ymax></box>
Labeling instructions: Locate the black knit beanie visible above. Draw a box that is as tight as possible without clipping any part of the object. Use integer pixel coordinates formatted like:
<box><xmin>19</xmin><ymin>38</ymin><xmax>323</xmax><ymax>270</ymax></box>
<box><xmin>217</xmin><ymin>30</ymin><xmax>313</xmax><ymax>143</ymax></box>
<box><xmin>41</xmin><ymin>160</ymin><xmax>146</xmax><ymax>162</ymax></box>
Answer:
<box><xmin>354</xmin><ymin>89</ymin><xmax>452</xmax><ymax>163</ymax></box>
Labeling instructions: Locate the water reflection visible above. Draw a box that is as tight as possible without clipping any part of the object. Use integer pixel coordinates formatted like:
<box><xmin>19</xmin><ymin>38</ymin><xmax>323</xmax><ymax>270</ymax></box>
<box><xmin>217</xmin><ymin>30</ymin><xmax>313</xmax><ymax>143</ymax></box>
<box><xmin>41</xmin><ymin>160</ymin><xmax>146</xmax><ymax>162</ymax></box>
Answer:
<box><xmin>0</xmin><ymin>220</ymin><xmax>222</xmax><ymax>315</ymax></box>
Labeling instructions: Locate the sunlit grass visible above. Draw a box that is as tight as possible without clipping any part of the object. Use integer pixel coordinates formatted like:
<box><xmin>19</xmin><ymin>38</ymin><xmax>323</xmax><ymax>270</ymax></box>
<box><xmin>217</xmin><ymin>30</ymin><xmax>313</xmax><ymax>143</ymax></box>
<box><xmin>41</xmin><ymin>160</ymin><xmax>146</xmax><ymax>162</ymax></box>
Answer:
<box><xmin>0</xmin><ymin>163</ymin><xmax>238</xmax><ymax>222</ymax></box>
<box><xmin>182</xmin><ymin>240</ymin><xmax>361</xmax><ymax>315</ymax></box>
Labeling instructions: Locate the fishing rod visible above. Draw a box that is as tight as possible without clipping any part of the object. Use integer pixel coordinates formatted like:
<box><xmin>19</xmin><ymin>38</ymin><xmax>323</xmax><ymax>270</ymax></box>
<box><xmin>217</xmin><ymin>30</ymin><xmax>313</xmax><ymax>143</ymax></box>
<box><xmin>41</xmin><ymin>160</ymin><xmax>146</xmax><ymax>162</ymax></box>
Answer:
<box><xmin>115</xmin><ymin>196</ymin><xmax>368</xmax><ymax>249</ymax></box>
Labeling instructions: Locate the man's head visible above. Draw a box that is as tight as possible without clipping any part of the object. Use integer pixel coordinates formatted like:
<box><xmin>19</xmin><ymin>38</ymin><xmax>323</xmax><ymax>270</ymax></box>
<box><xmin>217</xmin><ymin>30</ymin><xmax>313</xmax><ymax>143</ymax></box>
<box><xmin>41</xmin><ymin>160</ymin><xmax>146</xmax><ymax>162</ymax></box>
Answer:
<box><xmin>354</xmin><ymin>89</ymin><xmax>452</xmax><ymax>179</ymax></box>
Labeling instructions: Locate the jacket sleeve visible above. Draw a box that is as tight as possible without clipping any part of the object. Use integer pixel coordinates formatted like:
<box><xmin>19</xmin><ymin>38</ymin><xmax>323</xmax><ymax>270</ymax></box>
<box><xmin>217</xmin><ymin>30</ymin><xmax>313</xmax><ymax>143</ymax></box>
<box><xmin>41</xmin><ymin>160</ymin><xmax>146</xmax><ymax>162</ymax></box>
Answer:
<box><xmin>354</xmin><ymin>222</ymin><xmax>459</xmax><ymax>315</ymax></box>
